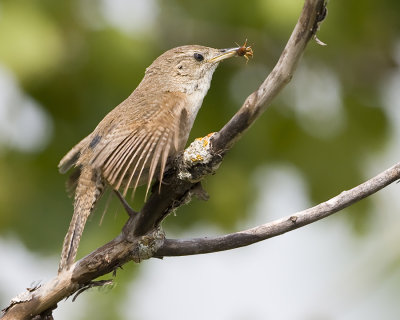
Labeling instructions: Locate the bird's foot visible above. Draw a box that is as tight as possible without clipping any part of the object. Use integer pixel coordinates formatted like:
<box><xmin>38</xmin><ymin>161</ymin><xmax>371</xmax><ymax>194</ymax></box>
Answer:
<box><xmin>114</xmin><ymin>190</ymin><xmax>137</xmax><ymax>216</ymax></box>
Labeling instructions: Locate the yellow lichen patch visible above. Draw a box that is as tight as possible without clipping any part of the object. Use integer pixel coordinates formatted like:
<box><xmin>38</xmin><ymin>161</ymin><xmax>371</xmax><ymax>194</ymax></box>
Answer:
<box><xmin>191</xmin><ymin>154</ymin><xmax>204</xmax><ymax>162</ymax></box>
<box><xmin>194</xmin><ymin>133</ymin><xmax>214</xmax><ymax>148</ymax></box>
<box><xmin>183</xmin><ymin>132</ymin><xmax>216</xmax><ymax>165</ymax></box>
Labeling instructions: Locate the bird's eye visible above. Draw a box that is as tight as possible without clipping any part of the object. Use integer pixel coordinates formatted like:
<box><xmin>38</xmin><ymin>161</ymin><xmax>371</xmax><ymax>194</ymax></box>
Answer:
<box><xmin>193</xmin><ymin>53</ymin><xmax>204</xmax><ymax>62</ymax></box>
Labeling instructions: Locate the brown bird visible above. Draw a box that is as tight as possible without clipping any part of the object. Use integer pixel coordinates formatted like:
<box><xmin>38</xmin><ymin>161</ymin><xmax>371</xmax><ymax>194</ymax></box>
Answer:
<box><xmin>58</xmin><ymin>44</ymin><xmax>248</xmax><ymax>273</ymax></box>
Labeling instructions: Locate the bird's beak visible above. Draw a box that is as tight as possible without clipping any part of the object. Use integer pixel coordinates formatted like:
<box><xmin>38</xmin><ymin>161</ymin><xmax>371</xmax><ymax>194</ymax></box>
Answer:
<box><xmin>208</xmin><ymin>47</ymin><xmax>240</xmax><ymax>63</ymax></box>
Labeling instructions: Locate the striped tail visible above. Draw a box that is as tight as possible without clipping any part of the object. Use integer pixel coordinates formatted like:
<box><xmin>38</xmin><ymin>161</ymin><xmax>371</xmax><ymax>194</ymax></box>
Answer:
<box><xmin>58</xmin><ymin>166</ymin><xmax>104</xmax><ymax>273</ymax></box>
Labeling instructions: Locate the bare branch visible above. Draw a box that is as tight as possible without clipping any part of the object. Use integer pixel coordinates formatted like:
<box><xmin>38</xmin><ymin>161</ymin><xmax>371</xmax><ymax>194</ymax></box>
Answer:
<box><xmin>156</xmin><ymin>162</ymin><xmax>400</xmax><ymax>256</ymax></box>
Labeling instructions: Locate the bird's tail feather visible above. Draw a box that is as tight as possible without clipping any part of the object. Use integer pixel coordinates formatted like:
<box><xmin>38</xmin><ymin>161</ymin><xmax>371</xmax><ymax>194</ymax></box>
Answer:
<box><xmin>58</xmin><ymin>167</ymin><xmax>104</xmax><ymax>273</ymax></box>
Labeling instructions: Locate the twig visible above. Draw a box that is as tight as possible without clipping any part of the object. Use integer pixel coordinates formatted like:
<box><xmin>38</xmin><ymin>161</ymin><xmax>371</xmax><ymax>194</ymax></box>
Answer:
<box><xmin>156</xmin><ymin>162</ymin><xmax>400</xmax><ymax>256</ymax></box>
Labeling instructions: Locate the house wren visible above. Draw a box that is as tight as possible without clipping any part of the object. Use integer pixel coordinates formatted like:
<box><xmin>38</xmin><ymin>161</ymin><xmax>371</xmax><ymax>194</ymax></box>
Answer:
<box><xmin>58</xmin><ymin>44</ymin><xmax>251</xmax><ymax>272</ymax></box>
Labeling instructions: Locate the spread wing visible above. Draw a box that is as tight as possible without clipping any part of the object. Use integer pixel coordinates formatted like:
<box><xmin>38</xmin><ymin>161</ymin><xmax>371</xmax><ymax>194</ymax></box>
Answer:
<box><xmin>87</xmin><ymin>91</ymin><xmax>190</xmax><ymax>198</ymax></box>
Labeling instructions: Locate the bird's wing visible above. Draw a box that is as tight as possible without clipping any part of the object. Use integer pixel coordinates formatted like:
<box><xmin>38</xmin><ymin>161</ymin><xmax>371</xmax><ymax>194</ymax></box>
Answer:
<box><xmin>88</xmin><ymin>91</ymin><xmax>189</xmax><ymax>198</ymax></box>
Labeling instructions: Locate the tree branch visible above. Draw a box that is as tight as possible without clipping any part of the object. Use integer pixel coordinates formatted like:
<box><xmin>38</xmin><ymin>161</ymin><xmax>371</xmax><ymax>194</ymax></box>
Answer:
<box><xmin>2</xmin><ymin>1</ymin><xmax>330</xmax><ymax>319</ymax></box>
<box><xmin>156</xmin><ymin>161</ymin><xmax>400</xmax><ymax>256</ymax></box>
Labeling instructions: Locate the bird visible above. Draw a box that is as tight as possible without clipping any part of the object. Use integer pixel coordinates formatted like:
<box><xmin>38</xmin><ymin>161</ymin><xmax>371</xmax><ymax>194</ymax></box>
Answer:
<box><xmin>57</xmin><ymin>44</ymin><xmax>251</xmax><ymax>273</ymax></box>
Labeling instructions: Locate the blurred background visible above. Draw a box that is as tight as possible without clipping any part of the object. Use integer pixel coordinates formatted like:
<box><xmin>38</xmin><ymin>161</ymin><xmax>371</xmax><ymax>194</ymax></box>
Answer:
<box><xmin>1</xmin><ymin>0</ymin><xmax>400</xmax><ymax>319</ymax></box>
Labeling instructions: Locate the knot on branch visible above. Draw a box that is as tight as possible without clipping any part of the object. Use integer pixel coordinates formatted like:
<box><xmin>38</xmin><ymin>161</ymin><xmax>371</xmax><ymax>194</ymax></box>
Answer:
<box><xmin>131</xmin><ymin>227</ymin><xmax>165</xmax><ymax>263</ymax></box>
<box><xmin>178</xmin><ymin>132</ymin><xmax>222</xmax><ymax>183</ymax></box>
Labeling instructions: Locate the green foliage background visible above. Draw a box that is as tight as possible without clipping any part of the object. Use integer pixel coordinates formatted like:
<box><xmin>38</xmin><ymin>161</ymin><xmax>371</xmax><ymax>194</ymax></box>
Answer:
<box><xmin>0</xmin><ymin>0</ymin><xmax>399</xmax><ymax>318</ymax></box>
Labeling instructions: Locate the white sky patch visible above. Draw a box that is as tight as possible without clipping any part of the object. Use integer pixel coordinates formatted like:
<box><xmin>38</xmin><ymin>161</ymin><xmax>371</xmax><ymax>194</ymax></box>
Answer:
<box><xmin>380</xmin><ymin>40</ymin><xmax>400</xmax><ymax>132</ymax></box>
<box><xmin>0</xmin><ymin>66</ymin><xmax>53</xmax><ymax>153</ymax></box>
<box><xmin>367</xmin><ymin>38</ymin><xmax>400</xmax><ymax>173</ymax></box>
<box><xmin>374</xmin><ymin>67</ymin><xmax>400</xmax><ymax>166</ymax></box>
<box><xmin>100</xmin><ymin>0</ymin><xmax>158</xmax><ymax>34</ymax></box>
<box><xmin>285</xmin><ymin>63</ymin><xmax>346</xmax><ymax>139</ymax></box>
<box><xmin>249</xmin><ymin>163</ymin><xmax>310</xmax><ymax>223</ymax></box>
